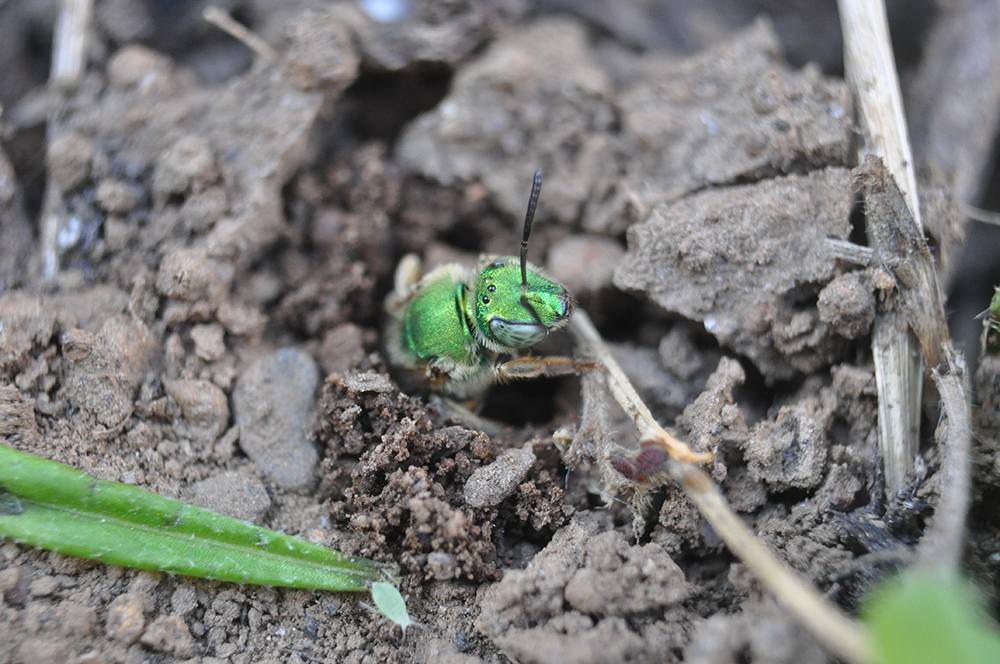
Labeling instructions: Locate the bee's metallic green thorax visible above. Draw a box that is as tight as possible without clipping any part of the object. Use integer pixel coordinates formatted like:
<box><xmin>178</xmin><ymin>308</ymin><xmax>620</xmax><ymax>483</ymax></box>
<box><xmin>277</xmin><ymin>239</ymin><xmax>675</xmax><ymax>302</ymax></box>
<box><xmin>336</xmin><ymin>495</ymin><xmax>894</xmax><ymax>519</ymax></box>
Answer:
<box><xmin>471</xmin><ymin>257</ymin><xmax>574</xmax><ymax>352</ymax></box>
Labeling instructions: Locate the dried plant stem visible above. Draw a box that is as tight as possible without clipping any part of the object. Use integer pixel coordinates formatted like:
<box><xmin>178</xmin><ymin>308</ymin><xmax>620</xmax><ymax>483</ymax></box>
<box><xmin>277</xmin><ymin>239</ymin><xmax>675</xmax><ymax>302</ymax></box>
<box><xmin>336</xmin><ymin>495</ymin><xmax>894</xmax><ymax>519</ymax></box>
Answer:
<box><xmin>963</xmin><ymin>203</ymin><xmax>1000</xmax><ymax>227</ymax></box>
<box><xmin>838</xmin><ymin>0</ymin><xmax>920</xmax><ymax>220</ymax></box>
<box><xmin>50</xmin><ymin>0</ymin><xmax>93</xmax><ymax>88</ymax></box>
<box><xmin>918</xmin><ymin>351</ymin><xmax>971</xmax><ymax>572</ymax></box>
<box><xmin>839</xmin><ymin>0</ymin><xmax>923</xmax><ymax>494</ymax></box>
<box><xmin>570</xmin><ymin>311</ymin><xmax>873</xmax><ymax>664</ymax></box>
<box><xmin>42</xmin><ymin>0</ymin><xmax>94</xmax><ymax>281</ymax></box>
<box><xmin>203</xmin><ymin>6</ymin><xmax>277</xmax><ymax>62</ymax></box>
<box><xmin>841</xmin><ymin>0</ymin><xmax>973</xmax><ymax>572</ymax></box>
<box><xmin>824</xmin><ymin>238</ymin><xmax>874</xmax><ymax>266</ymax></box>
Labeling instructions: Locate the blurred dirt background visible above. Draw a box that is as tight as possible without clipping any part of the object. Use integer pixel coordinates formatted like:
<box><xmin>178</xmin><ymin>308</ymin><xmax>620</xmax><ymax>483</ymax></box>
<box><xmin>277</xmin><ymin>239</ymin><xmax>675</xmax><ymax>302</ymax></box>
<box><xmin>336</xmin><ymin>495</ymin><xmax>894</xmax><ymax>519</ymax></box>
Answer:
<box><xmin>2</xmin><ymin>1</ymin><xmax>1000</xmax><ymax>663</ymax></box>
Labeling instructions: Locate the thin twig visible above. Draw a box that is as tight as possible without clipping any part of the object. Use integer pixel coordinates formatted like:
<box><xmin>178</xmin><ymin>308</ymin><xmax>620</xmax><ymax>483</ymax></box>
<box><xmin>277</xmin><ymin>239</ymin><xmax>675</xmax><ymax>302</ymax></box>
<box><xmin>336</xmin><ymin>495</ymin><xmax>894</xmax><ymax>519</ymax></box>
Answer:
<box><xmin>838</xmin><ymin>0</ymin><xmax>923</xmax><ymax>495</ymax></box>
<box><xmin>570</xmin><ymin>311</ymin><xmax>873</xmax><ymax>664</ymax></box>
<box><xmin>203</xmin><ymin>6</ymin><xmax>277</xmax><ymax>62</ymax></box>
<box><xmin>825</xmin><ymin>238</ymin><xmax>874</xmax><ymax>266</ymax></box>
<box><xmin>963</xmin><ymin>203</ymin><xmax>1000</xmax><ymax>227</ymax></box>
<box><xmin>571</xmin><ymin>313</ymin><xmax>710</xmax><ymax>464</ymax></box>
<box><xmin>918</xmin><ymin>350</ymin><xmax>971</xmax><ymax>572</ymax></box>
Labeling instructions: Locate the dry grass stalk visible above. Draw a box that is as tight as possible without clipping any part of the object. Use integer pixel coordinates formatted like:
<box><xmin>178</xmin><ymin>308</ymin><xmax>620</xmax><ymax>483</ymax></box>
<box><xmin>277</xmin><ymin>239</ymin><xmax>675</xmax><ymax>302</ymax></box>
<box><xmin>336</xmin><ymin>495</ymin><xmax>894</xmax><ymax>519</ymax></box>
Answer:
<box><xmin>569</xmin><ymin>311</ymin><xmax>874</xmax><ymax>664</ymax></box>
<box><xmin>203</xmin><ymin>6</ymin><xmax>278</xmax><ymax>62</ymax></box>
<box><xmin>841</xmin><ymin>0</ymin><xmax>972</xmax><ymax>578</ymax></box>
<box><xmin>838</xmin><ymin>0</ymin><xmax>924</xmax><ymax>495</ymax></box>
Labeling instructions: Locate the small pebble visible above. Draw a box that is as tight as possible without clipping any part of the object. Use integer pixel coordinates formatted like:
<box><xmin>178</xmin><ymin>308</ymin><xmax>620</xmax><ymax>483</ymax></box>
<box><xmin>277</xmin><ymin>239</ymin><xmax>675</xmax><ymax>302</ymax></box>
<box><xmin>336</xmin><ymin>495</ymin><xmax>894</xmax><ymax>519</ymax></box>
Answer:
<box><xmin>216</xmin><ymin>302</ymin><xmax>268</xmax><ymax>337</ymax></box>
<box><xmin>105</xmin><ymin>592</ymin><xmax>146</xmax><ymax>644</ymax></box>
<box><xmin>190</xmin><ymin>323</ymin><xmax>226</xmax><ymax>362</ymax></box>
<box><xmin>107</xmin><ymin>44</ymin><xmax>172</xmax><ymax>89</ymax></box>
<box><xmin>233</xmin><ymin>349</ymin><xmax>320</xmax><ymax>492</ymax></box>
<box><xmin>0</xmin><ymin>566</ymin><xmax>28</xmax><ymax>606</ymax></box>
<box><xmin>164</xmin><ymin>378</ymin><xmax>229</xmax><ymax>439</ymax></box>
<box><xmin>95</xmin><ymin>178</ymin><xmax>143</xmax><ymax>214</ymax></box>
<box><xmin>28</xmin><ymin>575</ymin><xmax>58</xmax><ymax>597</ymax></box>
<box><xmin>156</xmin><ymin>248</ymin><xmax>216</xmax><ymax>301</ymax></box>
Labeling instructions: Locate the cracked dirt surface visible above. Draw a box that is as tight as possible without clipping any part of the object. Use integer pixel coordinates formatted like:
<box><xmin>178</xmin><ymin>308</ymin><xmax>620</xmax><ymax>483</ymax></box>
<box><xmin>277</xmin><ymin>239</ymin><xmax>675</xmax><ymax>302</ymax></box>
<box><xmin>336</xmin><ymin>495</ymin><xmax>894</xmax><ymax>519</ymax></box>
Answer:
<box><xmin>0</xmin><ymin>2</ymin><xmax>994</xmax><ymax>663</ymax></box>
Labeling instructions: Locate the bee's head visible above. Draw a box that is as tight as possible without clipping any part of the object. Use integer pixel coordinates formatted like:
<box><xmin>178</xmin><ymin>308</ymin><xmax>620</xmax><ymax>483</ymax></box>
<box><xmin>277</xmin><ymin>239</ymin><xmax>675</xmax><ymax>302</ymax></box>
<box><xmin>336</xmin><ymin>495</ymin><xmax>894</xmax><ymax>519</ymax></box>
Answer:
<box><xmin>471</xmin><ymin>170</ymin><xmax>575</xmax><ymax>351</ymax></box>
<box><xmin>473</xmin><ymin>258</ymin><xmax>574</xmax><ymax>350</ymax></box>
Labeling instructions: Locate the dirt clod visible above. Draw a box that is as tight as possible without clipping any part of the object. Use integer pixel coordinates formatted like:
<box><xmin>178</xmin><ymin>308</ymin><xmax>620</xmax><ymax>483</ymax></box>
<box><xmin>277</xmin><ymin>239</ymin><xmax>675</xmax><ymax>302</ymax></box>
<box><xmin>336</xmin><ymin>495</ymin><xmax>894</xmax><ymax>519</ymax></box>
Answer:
<box><xmin>47</xmin><ymin>133</ymin><xmax>95</xmax><ymax>191</ymax></box>
<box><xmin>745</xmin><ymin>398</ymin><xmax>830</xmax><ymax>490</ymax></box>
<box><xmin>684</xmin><ymin>600</ymin><xmax>827</xmax><ymax>664</ymax></box>
<box><xmin>616</xmin><ymin>168</ymin><xmax>854</xmax><ymax>380</ymax></box>
<box><xmin>547</xmin><ymin>235</ymin><xmax>625</xmax><ymax>294</ymax></box>
<box><xmin>463</xmin><ymin>446</ymin><xmax>536</xmax><ymax>508</ymax></box>
<box><xmin>818</xmin><ymin>270</ymin><xmax>877</xmax><ymax>339</ymax></box>
<box><xmin>189</xmin><ymin>323</ymin><xmax>226</xmax><ymax>362</ymax></box>
<box><xmin>319</xmin><ymin>323</ymin><xmax>367</xmax><ymax>376</ymax></box>
<box><xmin>282</xmin><ymin>7</ymin><xmax>360</xmax><ymax>92</ymax></box>
<box><xmin>155</xmin><ymin>247</ymin><xmax>218</xmax><ymax>301</ymax></box>
<box><xmin>62</xmin><ymin>315</ymin><xmax>156</xmax><ymax>430</ymax></box>
<box><xmin>95</xmin><ymin>178</ymin><xmax>143</xmax><ymax>215</ymax></box>
<box><xmin>0</xmin><ymin>294</ymin><xmax>55</xmax><ymax>376</ymax></box>
<box><xmin>152</xmin><ymin>135</ymin><xmax>217</xmax><ymax>199</ymax></box>
<box><xmin>478</xmin><ymin>512</ymin><xmax>694</xmax><ymax>664</ymax></box>
<box><xmin>140</xmin><ymin>614</ymin><xmax>197</xmax><ymax>657</ymax></box>
<box><xmin>185</xmin><ymin>470</ymin><xmax>271</xmax><ymax>522</ymax></box>
<box><xmin>397</xmin><ymin>17</ymin><xmax>616</xmax><ymax>223</ymax></box>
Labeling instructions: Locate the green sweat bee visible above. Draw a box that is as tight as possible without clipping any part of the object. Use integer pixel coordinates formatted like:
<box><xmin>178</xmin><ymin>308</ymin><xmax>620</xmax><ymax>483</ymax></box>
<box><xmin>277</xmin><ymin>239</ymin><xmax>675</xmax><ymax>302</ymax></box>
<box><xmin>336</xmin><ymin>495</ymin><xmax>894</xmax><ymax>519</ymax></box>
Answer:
<box><xmin>385</xmin><ymin>171</ymin><xmax>594</xmax><ymax>398</ymax></box>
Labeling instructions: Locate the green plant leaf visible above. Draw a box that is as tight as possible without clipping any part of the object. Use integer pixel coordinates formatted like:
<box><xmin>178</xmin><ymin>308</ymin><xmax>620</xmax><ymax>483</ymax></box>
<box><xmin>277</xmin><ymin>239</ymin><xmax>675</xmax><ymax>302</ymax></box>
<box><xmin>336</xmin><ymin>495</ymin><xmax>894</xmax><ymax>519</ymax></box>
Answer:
<box><xmin>0</xmin><ymin>444</ymin><xmax>383</xmax><ymax>591</ymax></box>
<box><xmin>864</xmin><ymin>572</ymin><xmax>1000</xmax><ymax>664</ymax></box>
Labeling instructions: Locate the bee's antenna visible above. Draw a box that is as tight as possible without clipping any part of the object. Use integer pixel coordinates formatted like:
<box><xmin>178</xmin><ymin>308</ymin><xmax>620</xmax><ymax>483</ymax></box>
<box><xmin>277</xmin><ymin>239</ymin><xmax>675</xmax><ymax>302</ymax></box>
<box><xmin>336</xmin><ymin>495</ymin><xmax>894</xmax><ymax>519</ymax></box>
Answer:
<box><xmin>520</xmin><ymin>170</ymin><xmax>542</xmax><ymax>286</ymax></box>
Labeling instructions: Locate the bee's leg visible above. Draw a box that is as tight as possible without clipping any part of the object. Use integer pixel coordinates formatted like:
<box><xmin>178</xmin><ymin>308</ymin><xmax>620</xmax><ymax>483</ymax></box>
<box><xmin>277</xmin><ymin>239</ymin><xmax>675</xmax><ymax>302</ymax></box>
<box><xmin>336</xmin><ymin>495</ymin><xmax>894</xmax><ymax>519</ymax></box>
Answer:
<box><xmin>494</xmin><ymin>356</ymin><xmax>600</xmax><ymax>382</ymax></box>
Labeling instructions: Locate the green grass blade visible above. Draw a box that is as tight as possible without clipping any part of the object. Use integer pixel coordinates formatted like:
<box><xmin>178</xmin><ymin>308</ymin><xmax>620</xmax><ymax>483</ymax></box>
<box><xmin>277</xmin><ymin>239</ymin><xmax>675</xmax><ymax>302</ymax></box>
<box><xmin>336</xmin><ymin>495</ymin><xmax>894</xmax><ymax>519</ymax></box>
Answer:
<box><xmin>0</xmin><ymin>444</ymin><xmax>382</xmax><ymax>591</ymax></box>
